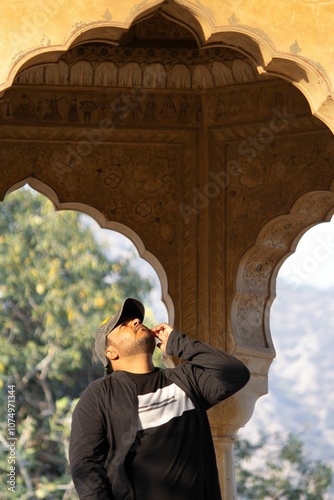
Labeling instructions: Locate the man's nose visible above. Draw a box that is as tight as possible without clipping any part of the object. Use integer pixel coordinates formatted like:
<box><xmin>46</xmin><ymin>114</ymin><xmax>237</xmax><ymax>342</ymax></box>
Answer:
<box><xmin>131</xmin><ymin>318</ymin><xmax>141</xmax><ymax>326</ymax></box>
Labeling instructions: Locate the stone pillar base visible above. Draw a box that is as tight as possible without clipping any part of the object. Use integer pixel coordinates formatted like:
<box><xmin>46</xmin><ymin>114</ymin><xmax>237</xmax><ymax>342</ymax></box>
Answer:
<box><xmin>213</xmin><ymin>435</ymin><xmax>237</xmax><ymax>500</ymax></box>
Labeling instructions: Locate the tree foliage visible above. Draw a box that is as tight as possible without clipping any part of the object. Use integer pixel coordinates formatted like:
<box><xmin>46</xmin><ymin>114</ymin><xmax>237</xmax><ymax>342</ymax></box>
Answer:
<box><xmin>0</xmin><ymin>187</ymin><xmax>157</xmax><ymax>498</ymax></box>
<box><xmin>235</xmin><ymin>432</ymin><xmax>333</xmax><ymax>499</ymax></box>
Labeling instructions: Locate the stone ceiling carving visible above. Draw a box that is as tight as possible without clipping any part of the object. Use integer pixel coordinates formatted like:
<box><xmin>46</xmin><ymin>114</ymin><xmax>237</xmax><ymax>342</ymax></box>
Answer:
<box><xmin>1</xmin><ymin>12</ymin><xmax>289</xmax><ymax>133</ymax></box>
<box><xmin>119</xmin><ymin>11</ymin><xmax>198</xmax><ymax>48</ymax></box>
<box><xmin>13</xmin><ymin>44</ymin><xmax>267</xmax><ymax>90</ymax></box>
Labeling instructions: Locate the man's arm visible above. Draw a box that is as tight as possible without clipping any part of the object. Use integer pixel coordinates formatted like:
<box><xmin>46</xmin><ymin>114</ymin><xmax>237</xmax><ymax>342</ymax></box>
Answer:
<box><xmin>151</xmin><ymin>323</ymin><xmax>250</xmax><ymax>408</ymax></box>
<box><xmin>69</xmin><ymin>382</ymin><xmax>113</xmax><ymax>499</ymax></box>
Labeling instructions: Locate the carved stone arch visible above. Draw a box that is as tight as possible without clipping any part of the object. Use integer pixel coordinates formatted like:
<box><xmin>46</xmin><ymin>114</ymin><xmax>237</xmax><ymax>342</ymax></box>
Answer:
<box><xmin>95</xmin><ymin>61</ymin><xmax>118</xmax><ymax>86</ymax></box>
<box><xmin>118</xmin><ymin>62</ymin><xmax>142</xmax><ymax>87</ymax></box>
<box><xmin>232</xmin><ymin>187</ymin><xmax>334</xmax><ymax>359</ymax></box>
<box><xmin>113</xmin><ymin>0</ymin><xmax>208</xmax><ymax>48</ymax></box>
<box><xmin>167</xmin><ymin>64</ymin><xmax>191</xmax><ymax>88</ymax></box>
<box><xmin>206</xmin><ymin>29</ymin><xmax>334</xmax><ymax>132</ymax></box>
<box><xmin>192</xmin><ymin>63</ymin><xmax>214</xmax><ymax>89</ymax></box>
<box><xmin>0</xmin><ymin>0</ymin><xmax>332</xmax><ymax>365</ymax></box>
<box><xmin>3</xmin><ymin>0</ymin><xmax>333</xmax><ymax>135</ymax></box>
<box><xmin>69</xmin><ymin>60</ymin><xmax>94</xmax><ymax>85</ymax></box>
<box><xmin>211</xmin><ymin>61</ymin><xmax>234</xmax><ymax>86</ymax></box>
<box><xmin>4</xmin><ymin>177</ymin><xmax>175</xmax><ymax>324</ymax></box>
<box><xmin>43</xmin><ymin>60</ymin><xmax>69</xmax><ymax>85</ymax></box>
<box><xmin>143</xmin><ymin>63</ymin><xmax>167</xmax><ymax>88</ymax></box>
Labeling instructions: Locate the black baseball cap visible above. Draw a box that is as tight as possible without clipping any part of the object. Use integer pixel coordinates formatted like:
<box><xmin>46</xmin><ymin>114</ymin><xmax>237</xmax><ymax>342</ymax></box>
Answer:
<box><xmin>95</xmin><ymin>297</ymin><xmax>145</xmax><ymax>367</ymax></box>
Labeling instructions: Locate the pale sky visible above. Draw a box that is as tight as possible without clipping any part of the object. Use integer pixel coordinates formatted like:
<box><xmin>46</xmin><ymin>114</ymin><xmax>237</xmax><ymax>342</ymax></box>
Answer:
<box><xmin>278</xmin><ymin>217</ymin><xmax>334</xmax><ymax>290</ymax></box>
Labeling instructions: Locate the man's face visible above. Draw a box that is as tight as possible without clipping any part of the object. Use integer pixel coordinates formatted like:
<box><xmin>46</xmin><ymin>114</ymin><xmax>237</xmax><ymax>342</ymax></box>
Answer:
<box><xmin>105</xmin><ymin>317</ymin><xmax>155</xmax><ymax>359</ymax></box>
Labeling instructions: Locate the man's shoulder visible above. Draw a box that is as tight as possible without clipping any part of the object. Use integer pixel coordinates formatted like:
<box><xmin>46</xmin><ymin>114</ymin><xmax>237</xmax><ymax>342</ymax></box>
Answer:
<box><xmin>84</xmin><ymin>371</ymin><xmax>134</xmax><ymax>392</ymax></box>
<box><xmin>76</xmin><ymin>371</ymin><xmax>138</xmax><ymax>415</ymax></box>
<box><xmin>76</xmin><ymin>373</ymin><xmax>119</xmax><ymax>404</ymax></box>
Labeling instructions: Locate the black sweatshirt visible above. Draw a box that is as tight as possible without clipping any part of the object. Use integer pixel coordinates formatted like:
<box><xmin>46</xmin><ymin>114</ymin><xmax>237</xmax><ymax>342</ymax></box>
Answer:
<box><xmin>69</xmin><ymin>329</ymin><xmax>250</xmax><ymax>499</ymax></box>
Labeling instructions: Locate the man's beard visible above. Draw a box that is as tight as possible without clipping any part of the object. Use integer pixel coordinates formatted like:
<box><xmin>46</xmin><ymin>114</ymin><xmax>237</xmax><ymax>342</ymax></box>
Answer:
<box><xmin>118</xmin><ymin>332</ymin><xmax>156</xmax><ymax>357</ymax></box>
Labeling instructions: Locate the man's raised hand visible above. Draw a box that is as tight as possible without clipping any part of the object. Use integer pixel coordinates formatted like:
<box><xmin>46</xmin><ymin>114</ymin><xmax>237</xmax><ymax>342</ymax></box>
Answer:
<box><xmin>151</xmin><ymin>323</ymin><xmax>173</xmax><ymax>352</ymax></box>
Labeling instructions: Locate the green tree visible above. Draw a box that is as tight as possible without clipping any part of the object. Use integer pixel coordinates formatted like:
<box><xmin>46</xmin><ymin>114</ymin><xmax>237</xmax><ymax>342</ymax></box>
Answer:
<box><xmin>0</xmin><ymin>187</ymin><xmax>158</xmax><ymax>498</ymax></box>
<box><xmin>235</xmin><ymin>432</ymin><xmax>333</xmax><ymax>499</ymax></box>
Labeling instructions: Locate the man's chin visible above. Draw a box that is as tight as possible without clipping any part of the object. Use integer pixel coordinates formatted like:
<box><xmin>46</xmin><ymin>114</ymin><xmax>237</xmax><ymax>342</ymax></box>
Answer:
<box><xmin>136</xmin><ymin>332</ymin><xmax>156</xmax><ymax>353</ymax></box>
<box><xmin>147</xmin><ymin>333</ymin><xmax>157</xmax><ymax>353</ymax></box>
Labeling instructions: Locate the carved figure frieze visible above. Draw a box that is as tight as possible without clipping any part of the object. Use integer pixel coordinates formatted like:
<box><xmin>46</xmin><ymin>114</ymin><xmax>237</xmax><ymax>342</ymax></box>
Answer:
<box><xmin>212</xmin><ymin>83</ymin><xmax>310</xmax><ymax>124</ymax></box>
<box><xmin>0</xmin><ymin>80</ymin><xmax>310</xmax><ymax>130</ymax></box>
<box><xmin>0</xmin><ymin>87</ymin><xmax>203</xmax><ymax>128</ymax></box>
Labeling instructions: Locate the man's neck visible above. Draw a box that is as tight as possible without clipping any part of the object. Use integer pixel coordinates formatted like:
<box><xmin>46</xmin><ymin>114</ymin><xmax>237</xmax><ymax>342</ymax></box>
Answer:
<box><xmin>112</xmin><ymin>354</ymin><xmax>155</xmax><ymax>374</ymax></box>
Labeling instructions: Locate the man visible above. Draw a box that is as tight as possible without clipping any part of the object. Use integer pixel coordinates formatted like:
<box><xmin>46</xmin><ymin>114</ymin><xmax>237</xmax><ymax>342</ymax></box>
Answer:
<box><xmin>69</xmin><ymin>297</ymin><xmax>250</xmax><ymax>499</ymax></box>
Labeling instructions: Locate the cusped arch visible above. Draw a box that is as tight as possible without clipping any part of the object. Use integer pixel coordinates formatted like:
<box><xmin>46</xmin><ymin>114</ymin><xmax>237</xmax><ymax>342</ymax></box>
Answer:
<box><xmin>5</xmin><ymin>177</ymin><xmax>174</xmax><ymax>325</ymax></box>
<box><xmin>206</xmin><ymin>29</ymin><xmax>334</xmax><ymax>132</ymax></box>
<box><xmin>232</xmin><ymin>187</ymin><xmax>334</xmax><ymax>359</ymax></box>
<box><xmin>3</xmin><ymin>0</ymin><xmax>334</xmax><ymax>134</ymax></box>
<box><xmin>66</xmin><ymin>8</ymin><xmax>334</xmax><ymax>132</ymax></box>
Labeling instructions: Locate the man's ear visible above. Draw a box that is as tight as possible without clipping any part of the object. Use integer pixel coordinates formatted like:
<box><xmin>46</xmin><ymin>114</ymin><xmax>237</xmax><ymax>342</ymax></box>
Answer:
<box><xmin>105</xmin><ymin>345</ymin><xmax>119</xmax><ymax>361</ymax></box>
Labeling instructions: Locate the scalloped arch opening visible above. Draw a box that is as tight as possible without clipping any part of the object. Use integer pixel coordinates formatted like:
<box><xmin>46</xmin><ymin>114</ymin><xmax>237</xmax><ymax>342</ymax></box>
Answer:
<box><xmin>3</xmin><ymin>177</ymin><xmax>173</xmax><ymax>325</ymax></box>
<box><xmin>14</xmin><ymin>1</ymin><xmax>207</xmax><ymax>77</ymax></box>
<box><xmin>232</xmin><ymin>188</ymin><xmax>334</xmax><ymax>356</ymax></box>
